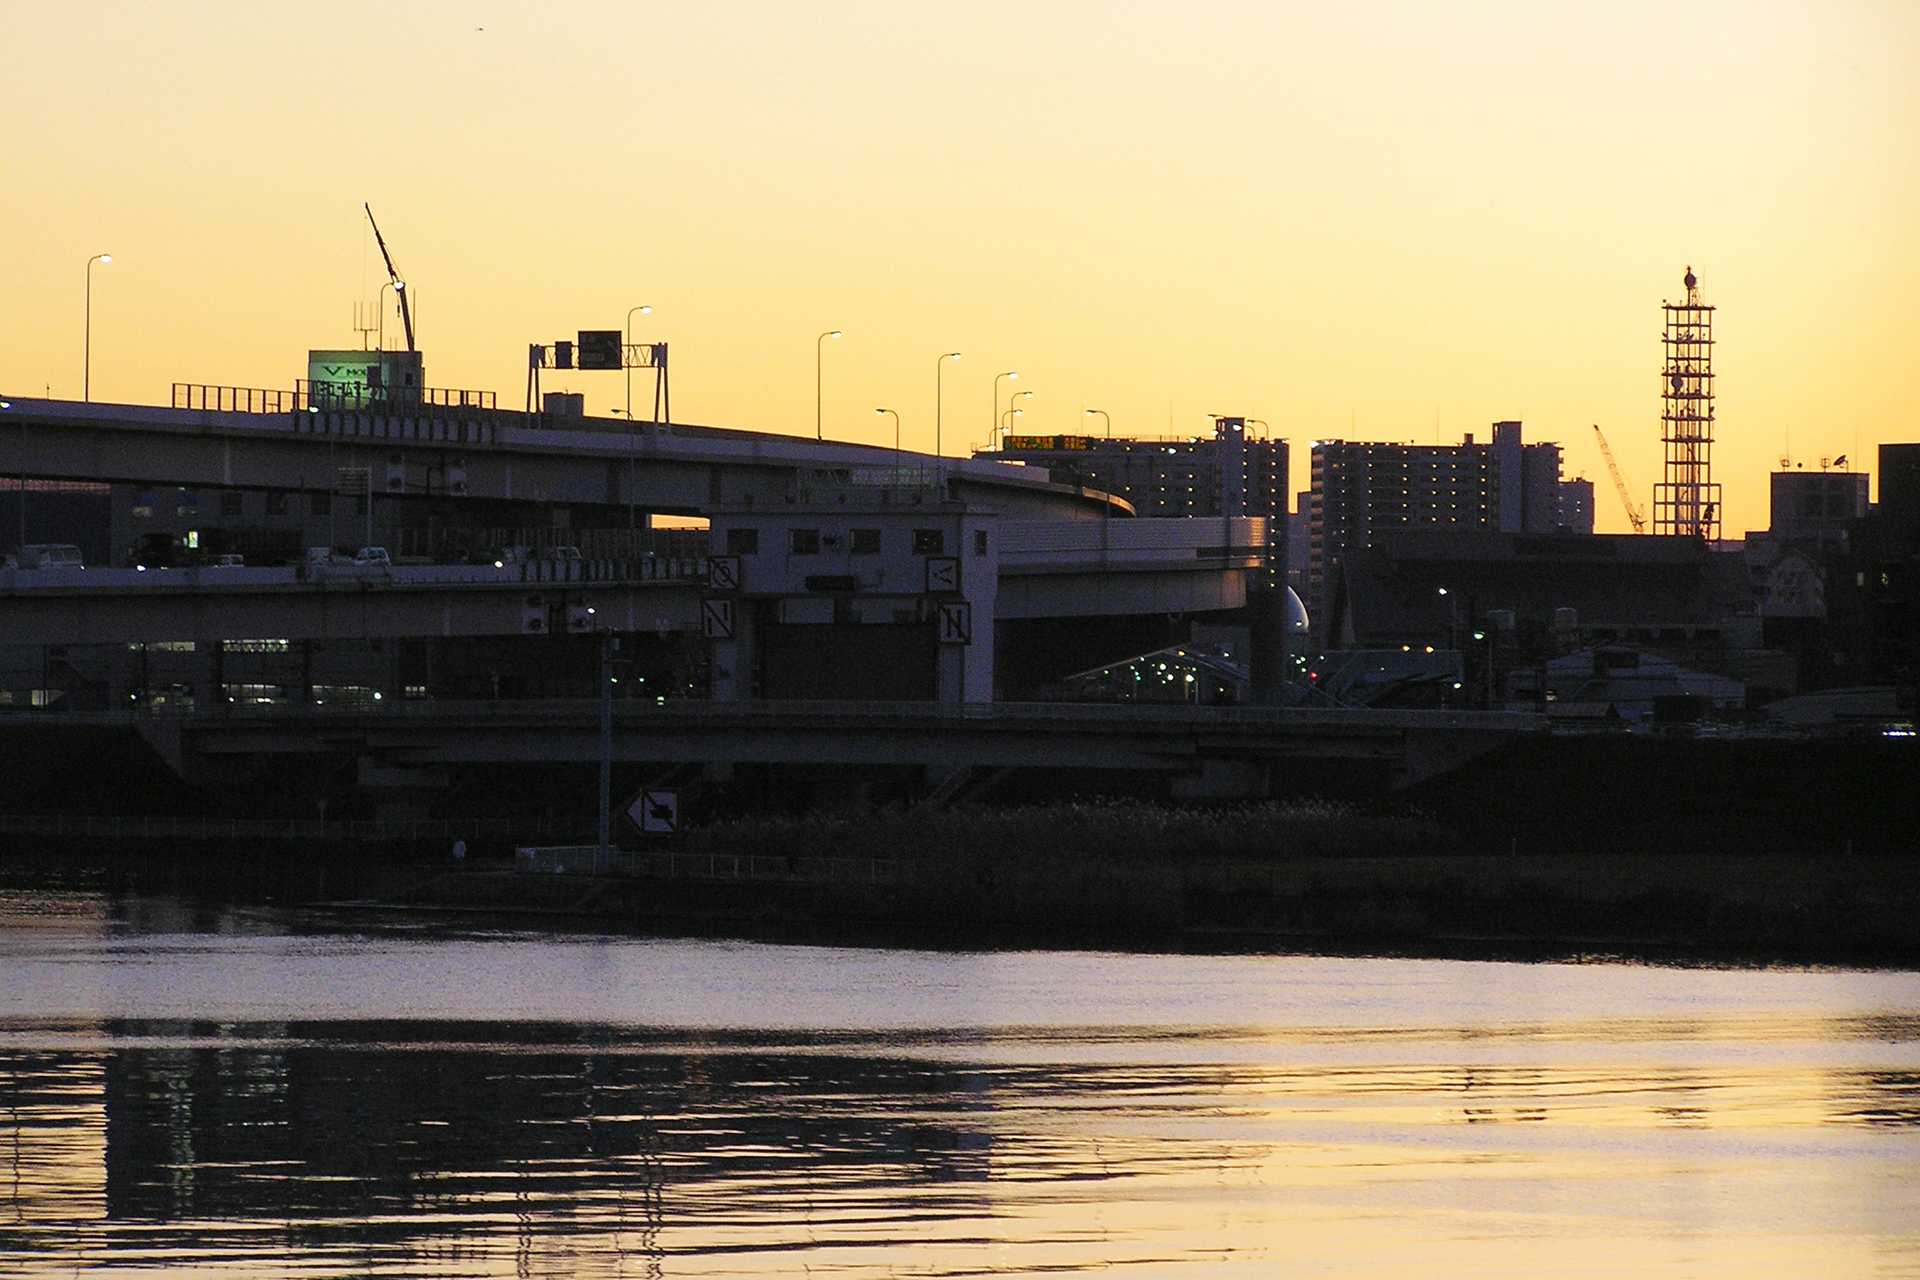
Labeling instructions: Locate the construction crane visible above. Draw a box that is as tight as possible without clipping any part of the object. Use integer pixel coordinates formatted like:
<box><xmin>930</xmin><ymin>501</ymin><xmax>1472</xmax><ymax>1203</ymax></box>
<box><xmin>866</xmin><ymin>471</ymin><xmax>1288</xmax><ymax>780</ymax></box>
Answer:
<box><xmin>1592</xmin><ymin>424</ymin><xmax>1646</xmax><ymax>534</ymax></box>
<box><xmin>365</xmin><ymin>203</ymin><xmax>416</xmax><ymax>353</ymax></box>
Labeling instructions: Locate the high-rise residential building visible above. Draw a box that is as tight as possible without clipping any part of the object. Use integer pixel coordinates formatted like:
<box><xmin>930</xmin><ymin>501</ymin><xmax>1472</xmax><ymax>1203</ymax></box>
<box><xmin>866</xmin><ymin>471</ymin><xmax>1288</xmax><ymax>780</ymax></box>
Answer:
<box><xmin>985</xmin><ymin>418</ymin><xmax>1289</xmax><ymax>588</ymax></box>
<box><xmin>1308</xmin><ymin>421</ymin><xmax>1570</xmax><ymax>630</ymax></box>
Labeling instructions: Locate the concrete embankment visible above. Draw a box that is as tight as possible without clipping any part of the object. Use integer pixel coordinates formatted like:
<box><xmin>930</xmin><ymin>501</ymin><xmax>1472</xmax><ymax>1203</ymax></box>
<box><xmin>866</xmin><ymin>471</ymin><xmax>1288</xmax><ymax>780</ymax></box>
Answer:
<box><xmin>409</xmin><ymin>801</ymin><xmax>1920</xmax><ymax>964</ymax></box>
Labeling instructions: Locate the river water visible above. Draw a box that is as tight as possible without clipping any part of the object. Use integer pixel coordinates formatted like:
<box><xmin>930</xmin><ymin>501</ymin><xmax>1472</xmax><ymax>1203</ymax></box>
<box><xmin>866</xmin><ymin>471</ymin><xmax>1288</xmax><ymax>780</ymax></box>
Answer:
<box><xmin>1</xmin><ymin>889</ymin><xmax>1916</xmax><ymax>1278</ymax></box>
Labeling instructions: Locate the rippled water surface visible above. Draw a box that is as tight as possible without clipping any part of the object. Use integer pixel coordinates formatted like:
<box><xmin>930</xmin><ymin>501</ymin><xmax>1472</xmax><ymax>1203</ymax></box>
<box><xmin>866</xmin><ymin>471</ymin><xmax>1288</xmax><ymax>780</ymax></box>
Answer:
<box><xmin>2</xmin><ymin>890</ymin><xmax>1917</xmax><ymax>1278</ymax></box>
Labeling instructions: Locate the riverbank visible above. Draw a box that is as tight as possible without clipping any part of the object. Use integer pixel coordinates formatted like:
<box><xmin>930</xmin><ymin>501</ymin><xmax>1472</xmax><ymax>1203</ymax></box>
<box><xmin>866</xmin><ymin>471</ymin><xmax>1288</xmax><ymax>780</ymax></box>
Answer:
<box><xmin>7</xmin><ymin>799</ymin><xmax>1904</xmax><ymax>966</ymax></box>
<box><xmin>469</xmin><ymin>802</ymin><xmax>1918</xmax><ymax>964</ymax></box>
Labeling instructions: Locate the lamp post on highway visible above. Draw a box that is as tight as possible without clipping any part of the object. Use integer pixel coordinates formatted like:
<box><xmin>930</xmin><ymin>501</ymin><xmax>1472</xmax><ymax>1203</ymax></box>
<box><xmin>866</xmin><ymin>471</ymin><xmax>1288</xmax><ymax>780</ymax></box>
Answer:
<box><xmin>1085</xmin><ymin>408</ymin><xmax>1110</xmax><ymax>437</ymax></box>
<box><xmin>84</xmin><ymin>254</ymin><xmax>112</xmax><ymax>403</ymax></box>
<box><xmin>623</xmin><ymin>305</ymin><xmax>652</xmax><ymax>422</ymax></box>
<box><xmin>876</xmin><ymin>407</ymin><xmax>900</xmax><ymax>475</ymax></box>
<box><xmin>935</xmin><ymin>352</ymin><xmax>961</xmax><ymax>457</ymax></box>
<box><xmin>992</xmin><ymin>371</ymin><xmax>1018</xmax><ymax>449</ymax></box>
<box><xmin>816</xmin><ymin>330</ymin><xmax>842</xmax><ymax>439</ymax></box>
<box><xmin>1001</xmin><ymin>389</ymin><xmax>1032</xmax><ymax>438</ymax></box>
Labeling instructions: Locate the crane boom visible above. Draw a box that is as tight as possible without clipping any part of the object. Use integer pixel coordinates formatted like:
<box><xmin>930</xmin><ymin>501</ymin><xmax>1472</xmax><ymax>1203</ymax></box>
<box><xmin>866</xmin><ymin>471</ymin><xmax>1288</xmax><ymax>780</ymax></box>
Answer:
<box><xmin>365</xmin><ymin>203</ymin><xmax>416</xmax><ymax>353</ymax></box>
<box><xmin>1592</xmin><ymin>424</ymin><xmax>1646</xmax><ymax>534</ymax></box>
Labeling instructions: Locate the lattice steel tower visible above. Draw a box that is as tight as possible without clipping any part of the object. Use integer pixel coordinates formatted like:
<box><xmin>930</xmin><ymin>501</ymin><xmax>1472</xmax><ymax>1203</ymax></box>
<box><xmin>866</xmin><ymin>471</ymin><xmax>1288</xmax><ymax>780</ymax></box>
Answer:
<box><xmin>1653</xmin><ymin>265</ymin><xmax>1720</xmax><ymax>539</ymax></box>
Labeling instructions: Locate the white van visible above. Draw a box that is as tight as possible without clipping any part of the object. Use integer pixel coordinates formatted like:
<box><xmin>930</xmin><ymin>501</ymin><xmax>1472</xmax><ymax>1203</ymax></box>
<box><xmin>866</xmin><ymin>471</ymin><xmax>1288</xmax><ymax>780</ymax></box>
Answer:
<box><xmin>352</xmin><ymin>546</ymin><xmax>392</xmax><ymax>567</ymax></box>
<box><xmin>17</xmin><ymin>544</ymin><xmax>83</xmax><ymax>570</ymax></box>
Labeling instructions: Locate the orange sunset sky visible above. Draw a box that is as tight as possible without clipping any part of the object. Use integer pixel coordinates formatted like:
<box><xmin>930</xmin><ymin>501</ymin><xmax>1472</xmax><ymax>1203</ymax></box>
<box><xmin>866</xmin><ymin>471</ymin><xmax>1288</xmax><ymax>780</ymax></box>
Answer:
<box><xmin>3</xmin><ymin>1</ymin><xmax>1916</xmax><ymax>534</ymax></box>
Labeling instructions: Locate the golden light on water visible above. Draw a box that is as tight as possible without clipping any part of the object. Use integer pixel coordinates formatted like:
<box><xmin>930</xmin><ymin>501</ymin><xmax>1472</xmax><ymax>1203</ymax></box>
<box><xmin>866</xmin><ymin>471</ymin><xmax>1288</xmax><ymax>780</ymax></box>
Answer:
<box><xmin>1</xmin><ymin>4</ymin><xmax>1915</xmax><ymax>531</ymax></box>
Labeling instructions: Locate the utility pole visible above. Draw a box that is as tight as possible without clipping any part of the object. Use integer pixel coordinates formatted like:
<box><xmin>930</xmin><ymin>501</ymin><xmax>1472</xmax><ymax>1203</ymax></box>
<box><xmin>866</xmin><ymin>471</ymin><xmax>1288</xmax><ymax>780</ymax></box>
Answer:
<box><xmin>599</xmin><ymin>627</ymin><xmax>613</xmax><ymax>863</ymax></box>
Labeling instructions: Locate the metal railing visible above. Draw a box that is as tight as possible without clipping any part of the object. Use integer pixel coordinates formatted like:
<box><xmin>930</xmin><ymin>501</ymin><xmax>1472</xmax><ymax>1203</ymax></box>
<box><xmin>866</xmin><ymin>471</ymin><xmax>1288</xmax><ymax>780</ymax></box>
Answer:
<box><xmin>0</xmin><ymin>813</ymin><xmax>598</xmax><ymax>843</ymax></box>
<box><xmin>170</xmin><ymin>383</ymin><xmax>500</xmax><ymax>415</ymax></box>
<box><xmin>517</xmin><ymin>844</ymin><xmax>903</xmax><ymax>884</ymax></box>
<box><xmin>172</xmin><ymin>384</ymin><xmax>299</xmax><ymax>414</ymax></box>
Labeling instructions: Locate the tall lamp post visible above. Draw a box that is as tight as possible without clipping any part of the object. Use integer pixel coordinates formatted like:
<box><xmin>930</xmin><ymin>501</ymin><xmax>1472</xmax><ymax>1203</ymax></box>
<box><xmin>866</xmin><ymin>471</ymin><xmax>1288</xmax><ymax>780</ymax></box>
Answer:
<box><xmin>876</xmin><ymin>408</ymin><xmax>900</xmax><ymax>475</ymax></box>
<box><xmin>84</xmin><ymin>253</ymin><xmax>112</xmax><ymax>403</ymax></box>
<box><xmin>815</xmin><ymin>330</ymin><xmax>842</xmax><ymax>439</ymax></box>
<box><xmin>623</xmin><ymin>305</ymin><xmax>652</xmax><ymax>422</ymax></box>
<box><xmin>934</xmin><ymin>352</ymin><xmax>961</xmax><ymax>457</ymax></box>
<box><xmin>1001</xmin><ymin>389</ymin><xmax>1032</xmax><ymax>438</ymax></box>
<box><xmin>1085</xmin><ymin>408</ymin><xmax>1110</xmax><ymax>437</ymax></box>
<box><xmin>992</xmin><ymin>371</ymin><xmax>1018</xmax><ymax>449</ymax></box>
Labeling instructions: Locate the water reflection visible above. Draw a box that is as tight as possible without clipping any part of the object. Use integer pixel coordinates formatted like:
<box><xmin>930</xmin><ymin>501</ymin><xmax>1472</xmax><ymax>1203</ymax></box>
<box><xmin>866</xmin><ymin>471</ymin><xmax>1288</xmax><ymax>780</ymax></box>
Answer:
<box><xmin>0</xmin><ymin>895</ymin><xmax>1917</xmax><ymax>1277</ymax></box>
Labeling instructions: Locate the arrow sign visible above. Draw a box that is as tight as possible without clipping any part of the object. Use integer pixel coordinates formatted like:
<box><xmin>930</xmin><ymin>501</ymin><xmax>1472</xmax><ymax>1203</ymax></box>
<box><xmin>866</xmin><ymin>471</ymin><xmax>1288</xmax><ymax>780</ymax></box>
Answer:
<box><xmin>627</xmin><ymin>789</ymin><xmax>679</xmax><ymax>833</ymax></box>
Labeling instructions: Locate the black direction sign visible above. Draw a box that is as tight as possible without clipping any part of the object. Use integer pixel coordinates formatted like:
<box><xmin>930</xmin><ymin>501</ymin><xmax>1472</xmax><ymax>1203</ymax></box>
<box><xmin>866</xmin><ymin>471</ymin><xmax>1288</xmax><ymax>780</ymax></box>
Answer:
<box><xmin>707</xmin><ymin>555</ymin><xmax>742</xmax><ymax>593</ymax></box>
<box><xmin>925</xmin><ymin>556</ymin><xmax>960</xmax><ymax>594</ymax></box>
<box><xmin>937</xmin><ymin>601</ymin><xmax>973</xmax><ymax>645</ymax></box>
<box><xmin>701</xmin><ymin>597</ymin><xmax>736</xmax><ymax>640</ymax></box>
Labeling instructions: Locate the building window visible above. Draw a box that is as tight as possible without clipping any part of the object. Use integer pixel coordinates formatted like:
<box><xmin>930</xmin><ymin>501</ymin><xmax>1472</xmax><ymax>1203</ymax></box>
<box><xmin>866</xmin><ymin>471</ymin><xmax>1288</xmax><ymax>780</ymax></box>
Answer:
<box><xmin>850</xmin><ymin>528</ymin><xmax>881</xmax><ymax>555</ymax></box>
<box><xmin>726</xmin><ymin>527</ymin><xmax>760</xmax><ymax>555</ymax></box>
<box><xmin>176</xmin><ymin>490</ymin><xmax>198</xmax><ymax>515</ymax></box>
<box><xmin>311</xmin><ymin>492</ymin><xmax>331</xmax><ymax>516</ymax></box>
<box><xmin>912</xmin><ymin>529</ymin><xmax>945</xmax><ymax>556</ymax></box>
<box><xmin>221</xmin><ymin>491</ymin><xmax>244</xmax><ymax>517</ymax></box>
<box><xmin>133</xmin><ymin>491</ymin><xmax>154</xmax><ymax>517</ymax></box>
<box><xmin>789</xmin><ymin>528</ymin><xmax>821</xmax><ymax>555</ymax></box>
<box><xmin>265</xmin><ymin>491</ymin><xmax>290</xmax><ymax>516</ymax></box>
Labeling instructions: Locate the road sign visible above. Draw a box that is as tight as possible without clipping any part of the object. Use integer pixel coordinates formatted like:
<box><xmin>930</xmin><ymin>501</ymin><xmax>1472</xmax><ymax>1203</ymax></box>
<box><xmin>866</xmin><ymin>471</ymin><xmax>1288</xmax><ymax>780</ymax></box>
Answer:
<box><xmin>577</xmin><ymin>330</ymin><xmax>623</xmax><ymax>370</ymax></box>
<box><xmin>937</xmin><ymin>600</ymin><xmax>972</xmax><ymax>645</ymax></box>
<box><xmin>627</xmin><ymin>789</ymin><xmax>678</xmax><ymax>833</ymax></box>
<box><xmin>925</xmin><ymin>556</ymin><xmax>960</xmax><ymax>594</ymax></box>
<box><xmin>707</xmin><ymin>555</ymin><xmax>742</xmax><ymax>592</ymax></box>
<box><xmin>702</xmin><ymin>597</ymin><xmax>735</xmax><ymax>639</ymax></box>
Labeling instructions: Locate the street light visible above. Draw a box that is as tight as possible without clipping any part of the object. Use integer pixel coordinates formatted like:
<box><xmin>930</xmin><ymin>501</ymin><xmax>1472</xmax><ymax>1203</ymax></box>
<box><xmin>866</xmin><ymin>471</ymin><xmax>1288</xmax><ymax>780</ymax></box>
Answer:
<box><xmin>624</xmin><ymin>305</ymin><xmax>652</xmax><ymax>422</ymax></box>
<box><xmin>876</xmin><ymin>407</ymin><xmax>900</xmax><ymax>474</ymax></box>
<box><xmin>84</xmin><ymin>253</ymin><xmax>112</xmax><ymax>403</ymax></box>
<box><xmin>816</xmin><ymin>330</ymin><xmax>842</xmax><ymax>439</ymax></box>
<box><xmin>1001</xmin><ymin>389</ymin><xmax>1032</xmax><ymax>438</ymax></box>
<box><xmin>1246</xmin><ymin>417</ymin><xmax>1269</xmax><ymax>440</ymax></box>
<box><xmin>992</xmin><ymin>371</ymin><xmax>1018</xmax><ymax>448</ymax></box>
<box><xmin>935</xmin><ymin>352</ymin><xmax>961</xmax><ymax>457</ymax></box>
<box><xmin>1085</xmin><ymin>408</ymin><xmax>1110</xmax><ymax>437</ymax></box>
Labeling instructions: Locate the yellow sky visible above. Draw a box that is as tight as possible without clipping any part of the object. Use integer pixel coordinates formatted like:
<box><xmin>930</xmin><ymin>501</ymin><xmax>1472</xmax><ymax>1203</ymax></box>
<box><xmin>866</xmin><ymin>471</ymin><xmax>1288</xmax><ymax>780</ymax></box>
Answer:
<box><xmin>3</xmin><ymin>1</ymin><xmax>1916</xmax><ymax>533</ymax></box>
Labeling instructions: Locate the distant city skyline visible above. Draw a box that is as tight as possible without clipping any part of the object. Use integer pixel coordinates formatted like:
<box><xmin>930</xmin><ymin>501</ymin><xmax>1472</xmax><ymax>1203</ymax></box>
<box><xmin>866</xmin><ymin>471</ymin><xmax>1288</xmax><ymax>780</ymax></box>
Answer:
<box><xmin>2</xmin><ymin>2</ymin><xmax>1915</xmax><ymax>534</ymax></box>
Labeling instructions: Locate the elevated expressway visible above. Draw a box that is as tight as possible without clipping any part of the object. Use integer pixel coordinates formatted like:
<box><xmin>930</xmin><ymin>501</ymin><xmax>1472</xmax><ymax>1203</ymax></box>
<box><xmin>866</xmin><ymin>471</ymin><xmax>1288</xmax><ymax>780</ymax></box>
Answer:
<box><xmin>0</xmin><ymin>395</ymin><xmax>1118</xmax><ymax>519</ymax></box>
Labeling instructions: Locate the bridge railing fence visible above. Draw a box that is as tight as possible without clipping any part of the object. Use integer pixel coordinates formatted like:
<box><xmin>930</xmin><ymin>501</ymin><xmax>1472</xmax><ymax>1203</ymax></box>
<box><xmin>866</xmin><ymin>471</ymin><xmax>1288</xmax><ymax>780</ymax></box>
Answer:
<box><xmin>0</xmin><ymin>813</ymin><xmax>600</xmax><ymax>844</ymax></box>
<box><xmin>516</xmin><ymin>844</ymin><xmax>902</xmax><ymax>884</ymax></box>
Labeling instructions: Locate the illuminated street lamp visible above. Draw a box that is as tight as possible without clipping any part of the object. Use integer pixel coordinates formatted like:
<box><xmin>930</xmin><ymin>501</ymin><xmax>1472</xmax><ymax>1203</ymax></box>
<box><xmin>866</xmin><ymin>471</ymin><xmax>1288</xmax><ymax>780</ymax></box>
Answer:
<box><xmin>816</xmin><ymin>330</ymin><xmax>842</xmax><ymax>439</ymax></box>
<box><xmin>1085</xmin><ymin>408</ymin><xmax>1110</xmax><ymax>437</ymax></box>
<box><xmin>876</xmin><ymin>407</ymin><xmax>900</xmax><ymax>472</ymax></box>
<box><xmin>992</xmin><ymin>371</ymin><xmax>1018</xmax><ymax>448</ymax></box>
<box><xmin>935</xmin><ymin>352</ymin><xmax>961</xmax><ymax>456</ymax></box>
<box><xmin>84</xmin><ymin>253</ymin><xmax>112</xmax><ymax>403</ymax></box>
<box><xmin>623</xmin><ymin>305</ymin><xmax>652</xmax><ymax>421</ymax></box>
<box><xmin>1001</xmin><ymin>389</ymin><xmax>1033</xmax><ymax>438</ymax></box>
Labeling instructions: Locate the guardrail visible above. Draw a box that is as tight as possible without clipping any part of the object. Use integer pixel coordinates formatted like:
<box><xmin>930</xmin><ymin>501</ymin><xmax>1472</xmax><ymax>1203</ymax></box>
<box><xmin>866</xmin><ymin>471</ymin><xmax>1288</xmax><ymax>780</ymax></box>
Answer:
<box><xmin>172</xmin><ymin>384</ymin><xmax>299</xmax><ymax>414</ymax></box>
<box><xmin>517</xmin><ymin>844</ymin><xmax>903</xmax><ymax>884</ymax></box>
<box><xmin>171</xmin><ymin>383</ymin><xmax>501</xmax><ymax>415</ymax></box>
<box><xmin>0</xmin><ymin>813</ymin><xmax>597</xmax><ymax>843</ymax></box>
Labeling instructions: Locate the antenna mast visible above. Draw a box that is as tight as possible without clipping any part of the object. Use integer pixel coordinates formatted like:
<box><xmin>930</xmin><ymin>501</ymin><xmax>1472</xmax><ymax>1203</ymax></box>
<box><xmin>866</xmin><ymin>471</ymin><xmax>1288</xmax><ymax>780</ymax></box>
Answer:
<box><xmin>365</xmin><ymin>203</ymin><xmax>416</xmax><ymax>353</ymax></box>
<box><xmin>1653</xmin><ymin>266</ymin><xmax>1719</xmax><ymax>539</ymax></box>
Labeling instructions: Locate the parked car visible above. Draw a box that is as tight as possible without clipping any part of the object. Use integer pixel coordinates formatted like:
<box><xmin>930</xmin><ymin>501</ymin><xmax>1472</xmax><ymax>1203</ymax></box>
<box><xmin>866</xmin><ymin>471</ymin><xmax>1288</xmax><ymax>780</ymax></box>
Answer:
<box><xmin>352</xmin><ymin>546</ymin><xmax>391</xmax><ymax>567</ymax></box>
<box><xmin>209</xmin><ymin>553</ymin><xmax>245</xmax><ymax>567</ymax></box>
